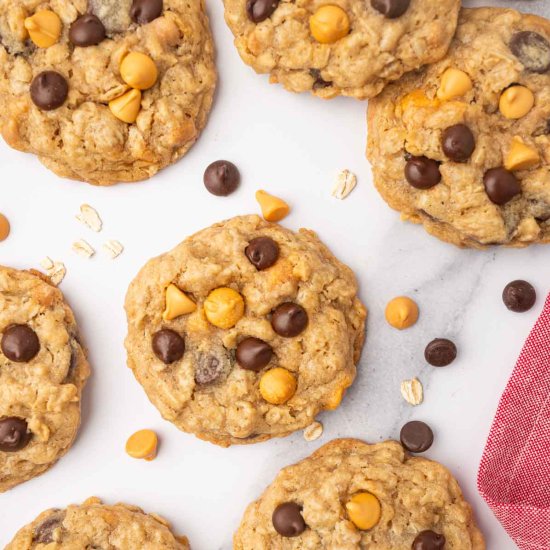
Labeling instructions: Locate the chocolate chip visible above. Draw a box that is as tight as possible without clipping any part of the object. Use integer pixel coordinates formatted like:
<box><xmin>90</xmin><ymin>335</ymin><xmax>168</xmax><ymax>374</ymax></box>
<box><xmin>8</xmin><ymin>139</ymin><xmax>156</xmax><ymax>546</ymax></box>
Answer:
<box><xmin>34</xmin><ymin>513</ymin><xmax>65</xmax><ymax>544</ymax></box>
<box><xmin>483</xmin><ymin>168</ymin><xmax>521</xmax><ymax>205</ymax></box>
<box><xmin>441</xmin><ymin>124</ymin><xmax>475</xmax><ymax>162</ymax></box>
<box><xmin>203</xmin><ymin>160</ymin><xmax>240</xmax><ymax>196</ymax></box>
<box><xmin>1</xmin><ymin>324</ymin><xmax>40</xmax><ymax>362</ymax></box>
<box><xmin>271</xmin><ymin>303</ymin><xmax>308</xmax><ymax>337</ymax></box>
<box><xmin>310</xmin><ymin>69</ymin><xmax>332</xmax><ymax>90</ymax></box>
<box><xmin>30</xmin><ymin>71</ymin><xmax>68</xmax><ymax>111</ymax></box>
<box><xmin>246</xmin><ymin>0</ymin><xmax>279</xmax><ymax>23</ymax></box>
<box><xmin>131</xmin><ymin>0</ymin><xmax>163</xmax><ymax>24</ymax></box>
<box><xmin>195</xmin><ymin>354</ymin><xmax>224</xmax><ymax>385</ymax></box>
<box><xmin>400</xmin><ymin>421</ymin><xmax>433</xmax><ymax>453</ymax></box>
<box><xmin>405</xmin><ymin>157</ymin><xmax>441</xmax><ymax>189</ymax></box>
<box><xmin>236</xmin><ymin>337</ymin><xmax>273</xmax><ymax>371</ymax></box>
<box><xmin>152</xmin><ymin>329</ymin><xmax>185</xmax><ymax>364</ymax></box>
<box><xmin>502</xmin><ymin>280</ymin><xmax>536</xmax><ymax>312</ymax></box>
<box><xmin>0</xmin><ymin>417</ymin><xmax>31</xmax><ymax>452</ymax></box>
<box><xmin>510</xmin><ymin>31</ymin><xmax>550</xmax><ymax>74</ymax></box>
<box><xmin>272</xmin><ymin>502</ymin><xmax>306</xmax><ymax>537</ymax></box>
<box><xmin>69</xmin><ymin>14</ymin><xmax>106</xmax><ymax>47</ymax></box>
<box><xmin>245</xmin><ymin>237</ymin><xmax>279</xmax><ymax>270</ymax></box>
<box><xmin>413</xmin><ymin>530</ymin><xmax>446</xmax><ymax>550</ymax></box>
<box><xmin>371</xmin><ymin>0</ymin><xmax>410</xmax><ymax>18</ymax></box>
<box><xmin>424</xmin><ymin>338</ymin><xmax>457</xmax><ymax>367</ymax></box>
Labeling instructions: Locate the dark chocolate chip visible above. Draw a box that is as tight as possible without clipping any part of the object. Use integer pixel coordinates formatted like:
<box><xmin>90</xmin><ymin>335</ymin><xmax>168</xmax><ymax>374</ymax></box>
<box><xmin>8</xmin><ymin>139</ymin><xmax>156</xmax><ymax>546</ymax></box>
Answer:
<box><xmin>203</xmin><ymin>160</ymin><xmax>240</xmax><ymax>196</ymax></box>
<box><xmin>1</xmin><ymin>324</ymin><xmax>40</xmax><ymax>362</ymax></box>
<box><xmin>236</xmin><ymin>337</ymin><xmax>273</xmax><ymax>371</ymax></box>
<box><xmin>272</xmin><ymin>502</ymin><xmax>306</xmax><ymax>537</ymax></box>
<box><xmin>0</xmin><ymin>417</ymin><xmax>31</xmax><ymax>452</ymax></box>
<box><xmin>69</xmin><ymin>14</ymin><xmax>106</xmax><ymax>46</ymax></box>
<box><xmin>510</xmin><ymin>31</ymin><xmax>550</xmax><ymax>74</ymax></box>
<box><xmin>413</xmin><ymin>530</ymin><xmax>446</xmax><ymax>550</ymax></box>
<box><xmin>246</xmin><ymin>0</ymin><xmax>279</xmax><ymax>23</ymax></box>
<box><xmin>405</xmin><ymin>156</ymin><xmax>441</xmax><ymax>189</ymax></box>
<box><xmin>195</xmin><ymin>354</ymin><xmax>224</xmax><ymax>385</ymax></box>
<box><xmin>502</xmin><ymin>280</ymin><xmax>536</xmax><ymax>312</ymax></box>
<box><xmin>483</xmin><ymin>168</ymin><xmax>521</xmax><ymax>205</ymax></box>
<box><xmin>245</xmin><ymin>237</ymin><xmax>279</xmax><ymax>270</ymax></box>
<box><xmin>271</xmin><ymin>303</ymin><xmax>308</xmax><ymax>337</ymax></box>
<box><xmin>400</xmin><ymin>421</ymin><xmax>434</xmax><ymax>453</ymax></box>
<box><xmin>441</xmin><ymin>124</ymin><xmax>475</xmax><ymax>162</ymax></box>
<box><xmin>424</xmin><ymin>338</ymin><xmax>457</xmax><ymax>367</ymax></box>
<box><xmin>33</xmin><ymin>513</ymin><xmax>65</xmax><ymax>544</ymax></box>
<box><xmin>152</xmin><ymin>329</ymin><xmax>185</xmax><ymax>364</ymax></box>
<box><xmin>131</xmin><ymin>0</ymin><xmax>164</xmax><ymax>24</ymax></box>
<box><xmin>371</xmin><ymin>0</ymin><xmax>410</xmax><ymax>18</ymax></box>
<box><xmin>310</xmin><ymin>69</ymin><xmax>332</xmax><ymax>90</ymax></box>
<box><xmin>30</xmin><ymin>71</ymin><xmax>68</xmax><ymax>111</ymax></box>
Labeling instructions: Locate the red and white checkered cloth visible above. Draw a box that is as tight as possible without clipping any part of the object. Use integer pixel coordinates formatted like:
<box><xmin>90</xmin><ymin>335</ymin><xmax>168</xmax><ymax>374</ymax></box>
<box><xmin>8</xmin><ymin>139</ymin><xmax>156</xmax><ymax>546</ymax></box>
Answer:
<box><xmin>478</xmin><ymin>293</ymin><xmax>550</xmax><ymax>550</ymax></box>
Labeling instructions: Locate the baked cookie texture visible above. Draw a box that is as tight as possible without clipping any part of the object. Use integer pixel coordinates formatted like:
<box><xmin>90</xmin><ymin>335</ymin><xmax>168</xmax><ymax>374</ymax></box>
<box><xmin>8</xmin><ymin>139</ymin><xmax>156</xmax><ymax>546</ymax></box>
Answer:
<box><xmin>234</xmin><ymin>438</ymin><xmax>485</xmax><ymax>549</ymax></box>
<box><xmin>223</xmin><ymin>0</ymin><xmax>460</xmax><ymax>99</ymax></box>
<box><xmin>125</xmin><ymin>215</ymin><xmax>366</xmax><ymax>447</ymax></box>
<box><xmin>0</xmin><ymin>0</ymin><xmax>216</xmax><ymax>185</ymax></box>
<box><xmin>5</xmin><ymin>497</ymin><xmax>189</xmax><ymax>548</ymax></box>
<box><xmin>0</xmin><ymin>266</ymin><xmax>89</xmax><ymax>492</ymax></box>
<box><xmin>367</xmin><ymin>8</ymin><xmax>550</xmax><ymax>248</ymax></box>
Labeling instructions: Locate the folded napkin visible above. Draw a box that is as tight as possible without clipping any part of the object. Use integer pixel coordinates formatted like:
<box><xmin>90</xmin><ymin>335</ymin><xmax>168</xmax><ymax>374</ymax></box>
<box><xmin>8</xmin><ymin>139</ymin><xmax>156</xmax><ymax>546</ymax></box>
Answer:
<box><xmin>478</xmin><ymin>294</ymin><xmax>550</xmax><ymax>550</ymax></box>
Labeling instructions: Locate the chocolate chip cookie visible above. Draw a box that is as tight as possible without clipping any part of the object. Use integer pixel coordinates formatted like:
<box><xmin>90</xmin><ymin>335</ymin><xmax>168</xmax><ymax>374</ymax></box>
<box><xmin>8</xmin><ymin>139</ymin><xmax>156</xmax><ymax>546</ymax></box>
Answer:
<box><xmin>0</xmin><ymin>266</ymin><xmax>89</xmax><ymax>492</ymax></box>
<box><xmin>367</xmin><ymin>8</ymin><xmax>550</xmax><ymax>247</ymax></box>
<box><xmin>5</xmin><ymin>497</ymin><xmax>189</xmax><ymax>548</ymax></box>
<box><xmin>234</xmin><ymin>438</ymin><xmax>485</xmax><ymax>549</ymax></box>
<box><xmin>0</xmin><ymin>0</ymin><xmax>216</xmax><ymax>185</ymax></box>
<box><xmin>125</xmin><ymin>215</ymin><xmax>366</xmax><ymax>447</ymax></box>
<box><xmin>223</xmin><ymin>0</ymin><xmax>460</xmax><ymax>99</ymax></box>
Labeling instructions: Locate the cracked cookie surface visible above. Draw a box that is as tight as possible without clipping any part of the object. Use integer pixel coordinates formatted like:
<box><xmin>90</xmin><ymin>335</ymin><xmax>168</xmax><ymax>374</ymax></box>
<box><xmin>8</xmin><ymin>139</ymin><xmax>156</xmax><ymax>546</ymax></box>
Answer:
<box><xmin>0</xmin><ymin>266</ymin><xmax>89</xmax><ymax>492</ymax></box>
<box><xmin>5</xmin><ymin>497</ymin><xmax>189</xmax><ymax>548</ymax></box>
<box><xmin>367</xmin><ymin>8</ymin><xmax>550</xmax><ymax>247</ymax></box>
<box><xmin>125</xmin><ymin>215</ymin><xmax>366</xmax><ymax>447</ymax></box>
<box><xmin>234</xmin><ymin>438</ymin><xmax>485</xmax><ymax>549</ymax></box>
<box><xmin>0</xmin><ymin>0</ymin><xmax>216</xmax><ymax>185</ymax></box>
<box><xmin>223</xmin><ymin>0</ymin><xmax>460</xmax><ymax>99</ymax></box>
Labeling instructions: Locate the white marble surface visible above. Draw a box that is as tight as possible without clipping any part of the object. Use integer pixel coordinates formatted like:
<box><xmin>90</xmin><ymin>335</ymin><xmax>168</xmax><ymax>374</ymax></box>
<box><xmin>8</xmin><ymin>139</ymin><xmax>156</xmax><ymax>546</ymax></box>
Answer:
<box><xmin>1</xmin><ymin>0</ymin><xmax>549</xmax><ymax>548</ymax></box>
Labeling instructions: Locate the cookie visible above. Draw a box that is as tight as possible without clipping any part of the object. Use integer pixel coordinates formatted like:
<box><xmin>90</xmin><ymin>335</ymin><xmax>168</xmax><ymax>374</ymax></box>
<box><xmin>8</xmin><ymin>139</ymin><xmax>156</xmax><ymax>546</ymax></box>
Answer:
<box><xmin>0</xmin><ymin>266</ymin><xmax>89</xmax><ymax>492</ymax></box>
<box><xmin>367</xmin><ymin>8</ymin><xmax>550</xmax><ymax>248</ymax></box>
<box><xmin>5</xmin><ymin>497</ymin><xmax>189</xmax><ymax>548</ymax></box>
<box><xmin>125</xmin><ymin>215</ymin><xmax>366</xmax><ymax>447</ymax></box>
<box><xmin>223</xmin><ymin>0</ymin><xmax>460</xmax><ymax>99</ymax></box>
<box><xmin>234</xmin><ymin>438</ymin><xmax>485</xmax><ymax>549</ymax></box>
<box><xmin>0</xmin><ymin>0</ymin><xmax>216</xmax><ymax>185</ymax></box>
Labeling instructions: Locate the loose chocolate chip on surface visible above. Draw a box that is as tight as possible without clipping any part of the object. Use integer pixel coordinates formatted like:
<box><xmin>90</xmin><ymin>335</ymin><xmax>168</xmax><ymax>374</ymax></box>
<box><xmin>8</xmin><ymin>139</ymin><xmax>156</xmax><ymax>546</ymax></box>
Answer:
<box><xmin>483</xmin><ymin>168</ymin><xmax>521</xmax><ymax>205</ymax></box>
<box><xmin>203</xmin><ymin>160</ymin><xmax>240</xmax><ymax>196</ymax></box>
<box><xmin>30</xmin><ymin>71</ymin><xmax>68</xmax><ymax>111</ymax></box>
<box><xmin>69</xmin><ymin>14</ymin><xmax>106</xmax><ymax>46</ymax></box>
<box><xmin>33</xmin><ymin>513</ymin><xmax>64</xmax><ymax>544</ymax></box>
<box><xmin>246</xmin><ymin>0</ymin><xmax>279</xmax><ymax>23</ymax></box>
<box><xmin>271</xmin><ymin>303</ymin><xmax>308</xmax><ymax>337</ymax></box>
<box><xmin>152</xmin><ymin>329</ymin><xmax>185</xmax><ymax>364</ymax></box>
<box><xmin>502</xmin><ymin>280</ymin><xmax>536</xmax><ymax>312</ymax></box>
<box><xmin>195</xmin><ymin>354</ymin><xmax>224</xmax><ymax>385</ymax></box>
<box><xmin>0</xmin><ymin>417</ymin><xmax>31</xmax><ymax>452</ymax></box>
<box><xmin>510</xmin><ymin>31</ymin><xmax>550</xmax><ymax>74</ymax></box>
<box><xmin>371</xmin><ymin>0</ymin><xmax>410</xmax><ymax>18</ymax></box>
<box><xmin>441</xmin><ymin>124</ymin><xmax>475</xmax><ymax>162</ymax></box>
<box><xmin>400</xmin><ymin>420</ymin><xmax>434</xmax><ymax>453</ymax></box>
<box><xmin>1</xmin><ymin>324</ymin><xmax>40</xmax><ymax>362</ymax></box>
<box><xmin>272</xmin><ymin>502</ymin><xmax>306</xmax><ymax>537</ymax></box>
<box><xmin>405</xmin><ymin>157</ymin><xmax>441</xmax><ymax>189</ymax></box>
<box><xmin>424</xmin><ymin>338</ymin><xmax>457</xmax><ymax>367</ymax></box>
<box><xmin>413</xmin><ymin>530</ymin><xmax>446</xmax><ymax>550</ymax></box>
<box><xmin>236</xmin><ymin>337</ymin><xmax>273</xmax><ymax>371</ymax></box>
<box><xmin>245</xmin><ymin>237</ymin><xmax>279</xmax><ymax>270</ymax></box>
<box><xmin>131</xmin><ymin>0</ymin><xmax>163</xmax><ymax>24</ymax></box>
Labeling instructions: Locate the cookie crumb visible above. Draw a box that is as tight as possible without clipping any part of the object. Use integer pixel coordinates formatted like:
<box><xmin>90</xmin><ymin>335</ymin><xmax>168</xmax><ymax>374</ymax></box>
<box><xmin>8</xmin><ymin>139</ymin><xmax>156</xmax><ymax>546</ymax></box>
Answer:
<box><xmin>303</xmin><ymin>421</ymin><xmax>323</xmax><ymax>441</ymax></box>
<box><xmin>72</xmin><ymin>239</ymin><xmax>95</xmax><ymax>259</ymax></box>
<box><xmin>76</xmin><ymin>204</ymin><xmax>103</xmax><ymax>232</ymax></box>
<box><xmin>331</xmin><ymin>170</ymin><xmax>357</xmax><ymax>199</ymax></box>
<box><xmin>39</xmin><ymin>257</ymin><xmax>66</xmax><ymax>286</ymax></box>
<box><xmin>400</xmin><ymin>378</ymin><xmax>423</xmax><ymax>406</ymax></box>
<box><xmin>103</xmin><ymin>239</ymin><xmax>124</xmax><ymax>259</ymax></box>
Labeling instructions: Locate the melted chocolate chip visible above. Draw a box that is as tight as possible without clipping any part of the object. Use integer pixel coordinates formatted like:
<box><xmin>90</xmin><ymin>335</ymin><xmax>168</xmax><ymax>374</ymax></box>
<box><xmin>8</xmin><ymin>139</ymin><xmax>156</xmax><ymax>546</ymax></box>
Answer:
<box><xmin>310</xmin><ymin>69</ymin><xmax>332</xmax><ymax>90</ymax></box>
<box><xmin>1</xmin><ymin>324</ymin><xmax>40</xmax><ymax>362</ymax></box>
<box><xmin>371</xmin><ymin>0</ymin><xmax>410</xmax><ymax>19</ymax></box>
<box><xmin>272</xmin><ymin>502</ymin><xmax>306</xmax><ymax>537</ymax></box>
<box><xmin>0</xmin><ymin>417</ymin><xmax>31</xmax><ymax>452</ymax></box>
<box><xmin>131</xmin><ymin>0</ymin><xmax>164</xmax><ymax>24</ymax></box>
<box><xmin>152</xmin><ymin>329</ymin><xmax>185</xmax><ymax>364</ymax></box>
<box><xmin>203</xmin><ymin>160</ymin><xmax>240</xmax><ymax>196</ymax></box>
<box><xmin>195</xmin><ymin>354</ymin><xmax>224</xmax><ymax>385</ymax></box>
<box><xmin>413</xmin><ymin>530</ymin><xmax>446</xmax><ymax>550</ymax></box>
<box><xmin>33</xmin><ymin>513</ymin><xmax>65</xmax><ymax>543</ymax></box>
<box><xmin>400</xmin><ymin>420</ymin><xmax>434</xmax><ymax>453</ymax></box>
<box><xmin>502</xmin><ymin>280</ymin><xmax>536</xmax><ymax>312</ymax></box>
<box><xmin>483</xmin><ymin>168</ymin><xmax>521</xmax><ymax>205</ymax></box>
<box><xmin>30</xmin><ymin>71</ymin><xmax>69</xmax><ymax>111</ymax></box>
<box><xmin>246</xmin><ymin>0</ymin><xmax>279</xmax><ymax>23</ymax></box>
<box><xmin>424</xmin><ymin>338</ymin><xmax>457</xmax><ymax>367</ymax></box>
<box><xmin>405</xmin><ymin>156</ymin><xmax>441</xmax><ymax>189</ymax></box>
<box><xmin>245</xmin><ymin>237</ymin><xmax>279</xmax><ymax>270</ymax></box>
<box><xmin>236</xmin><ymin>337</ymin><xmax>273</xmax><ymax>371</ymax></box>
<box><xmin>441</xmin><ymin>124</ymin><xmax>475</xmax><ymax>162</ymax></box>
<box><xmin>69</xmin><ymin>14</ymin><xmax>106</xmax><ymax>46</ymax></box>
<box><xmin>510</xmin><ymin>31</ymin><xmax>550</xmax><ymax>74</ymax></box>
<box><xmin>271</xmin><ymin>303</ymin><xmax>308</xmax><ymax>337</ymax></box>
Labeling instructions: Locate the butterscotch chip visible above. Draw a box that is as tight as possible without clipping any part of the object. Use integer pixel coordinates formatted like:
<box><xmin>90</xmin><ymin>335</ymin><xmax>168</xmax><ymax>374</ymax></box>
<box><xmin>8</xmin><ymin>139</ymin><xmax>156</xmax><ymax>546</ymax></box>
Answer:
<box><xmin>125</xmin><ymin>429</ymin><xmax>158</xmax><ymax>460</ymax></box>
<box><xmin>0</xmin><ymin>213</ymin><xmax>10</xmax><ymax>242</ymax></box>
<box><xmin>385</xmin><ymin>296</ymin><xmax>419</xmax><ymax>330</ymax></box>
